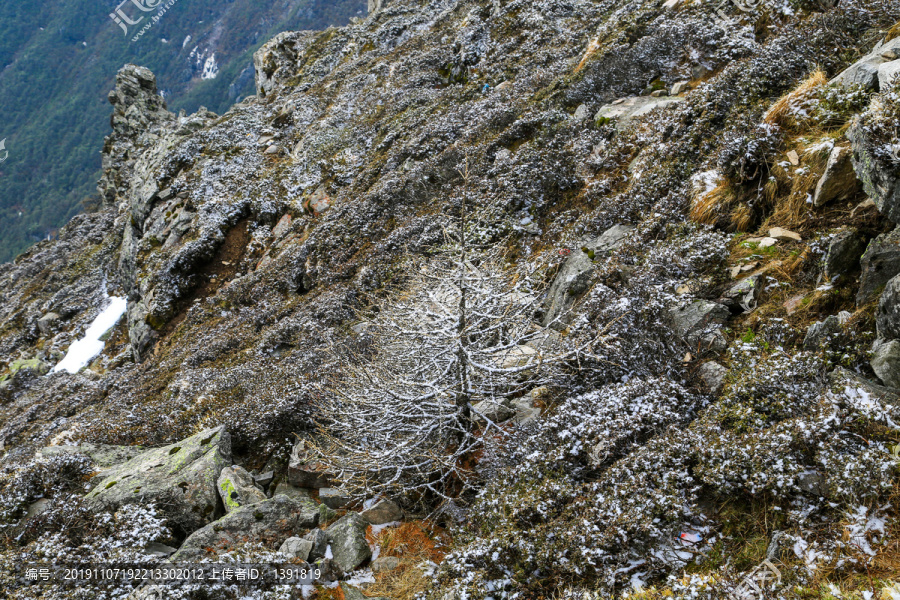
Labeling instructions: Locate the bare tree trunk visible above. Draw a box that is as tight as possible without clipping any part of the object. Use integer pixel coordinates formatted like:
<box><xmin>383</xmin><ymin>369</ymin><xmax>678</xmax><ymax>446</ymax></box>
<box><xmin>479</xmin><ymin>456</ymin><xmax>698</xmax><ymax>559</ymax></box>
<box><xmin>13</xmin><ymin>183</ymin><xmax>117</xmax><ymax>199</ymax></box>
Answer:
<box><xmin>456</xmin><ymin>157</ymin><xmax>472</xmax><ymax>443</ymax></box>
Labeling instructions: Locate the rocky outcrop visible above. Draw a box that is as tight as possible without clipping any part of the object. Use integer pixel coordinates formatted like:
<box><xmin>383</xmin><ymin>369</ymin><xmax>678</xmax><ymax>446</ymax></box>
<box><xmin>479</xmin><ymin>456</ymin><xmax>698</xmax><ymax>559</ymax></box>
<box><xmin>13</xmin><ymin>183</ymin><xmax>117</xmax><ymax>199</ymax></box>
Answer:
<box><xmin>542</xmin><ymin>225</ymin><xmax>633</xmax><ymax>328</ymax></box>
<box><xmin>594</xmin><ymin>96</ymin><xmax>684</xmax><ymax>130</ymax></box>
<box><xmin>172</xmin><ymin>494</ymin><xmax>320</xmax><ymax>560</ymax></box>
<box><xmin>848</xmin><ymin>99</ymin><xmax>900</xmax><ymax>225</ymax></box>
<box><xmin>824</xmin><ymin>228</ymin><xmax>867</xmax><ymax>281</ymax></box>
<box><xmin>877</xmin><ymin>274</ymin><xmax>900</xmax><ymax>341</ymax></box>
<box><xmin>831</xmin><ymin>36</ymin><xmax>900</xmax><ymax>91</ymax></box>
<box><xmin>84</xmin><ymin>427</ymin><xmax>231</xmax><ymax>536</ymax></box>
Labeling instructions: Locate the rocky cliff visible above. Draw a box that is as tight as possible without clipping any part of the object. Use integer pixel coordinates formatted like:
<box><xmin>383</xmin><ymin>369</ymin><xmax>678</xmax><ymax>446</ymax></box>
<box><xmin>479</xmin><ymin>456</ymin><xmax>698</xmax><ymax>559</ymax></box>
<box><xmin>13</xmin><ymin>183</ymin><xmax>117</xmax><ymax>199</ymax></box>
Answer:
<box><xmin>3</xmin><ymin>0</ymin><xmax>900</xmax><ymax>598</ymax></box>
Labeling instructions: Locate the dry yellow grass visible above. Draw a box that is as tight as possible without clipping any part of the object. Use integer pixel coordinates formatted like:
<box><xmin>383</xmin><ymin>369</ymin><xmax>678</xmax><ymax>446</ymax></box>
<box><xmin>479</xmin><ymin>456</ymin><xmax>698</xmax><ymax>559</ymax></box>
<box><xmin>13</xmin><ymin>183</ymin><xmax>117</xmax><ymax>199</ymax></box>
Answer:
<box><xmin>691</xmin><ymin>182</ymin><xmax>735</xmax><ymax>227</ymax></box>
<box><xmin>364</xmin><ymin>521</ymin><xmax>450</xmax><ymax>600</ymax></box>
<box><xmin>764</xmin><ymin>70</ymin><xmax>827</xmax><ymax>131</ymax></box>
<box><xmin>887</xmin><ymin>21</ymin><xmax>900</xmax><ymax>43</ymax></box>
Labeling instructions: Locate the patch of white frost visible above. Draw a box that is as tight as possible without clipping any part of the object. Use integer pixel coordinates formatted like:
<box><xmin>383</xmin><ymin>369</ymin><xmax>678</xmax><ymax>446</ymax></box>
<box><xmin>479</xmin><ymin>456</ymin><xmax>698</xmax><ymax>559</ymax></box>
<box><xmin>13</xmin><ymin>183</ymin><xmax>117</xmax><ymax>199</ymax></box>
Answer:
<box><xmin>201</xmin><ymin>54</ymin><xmax>219</xmax><ymax>80</ymax></box>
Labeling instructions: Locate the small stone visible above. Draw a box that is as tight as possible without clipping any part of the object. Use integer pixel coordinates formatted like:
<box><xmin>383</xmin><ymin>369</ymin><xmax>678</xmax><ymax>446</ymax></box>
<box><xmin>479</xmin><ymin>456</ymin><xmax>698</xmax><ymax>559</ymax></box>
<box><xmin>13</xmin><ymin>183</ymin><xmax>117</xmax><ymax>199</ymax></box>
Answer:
<box><xmin>573</xmin><ymin>104</ymin><xmax>590</xmax><ymax>120</ymax></box>
<box><xmin>272</xmin><ymin>482</ymin><xmax>313</xmax><ymax>502</ymax></box>
<box><xmin>872</xmin><ymin>340</ymin><xmax>900</xmax><ymax>389</ymax></box>
<box><xmin>371</xmin><ymin>556</ymin><xmax>401</xmax><ymax>573</ymax></box>
<box><xmin>692</xmin><ymin>64</ymin><xmax>712</xmax><ymax>80</ymax></box>
<box><xmin>253</xmin><ymin>470</ymin><xmax>274</xmax><ymax>488</ymax></box>
<box><xmin>361</xmin><ymin>498</ymin><xmax>403</xmax><ymax>525</ymax></box>
<box><xmin>813</xmin><ymin>145</ymin><xmax>859</xmax><ymax>207</ymax></box>
<box><xmin>650</xmin><ymin>89</ymin><xmax>669</xmax><ymax>97</ymax></box>
<box><xmin>318</xmin><ymin>487</ymin><xmax>350</xmax><ymax>510</ymax></box>
<box><xmin>671</xmin><ymin>81</ymin><xmax>690</xmax><ymax>95</ymax></box>
<box><xmin>719</xmin><ymin>275</ymin><xmax>761</xmax><ymax>314</ymax></box>
<box><xmin>758</xmin><ymin>237</ymin><xmax>777</xmax><ymax>249</ymax></box>
<box><xmin>279</xmin><ymin>537</ymin><xmax>314</xmax><ymax>561</ymax></box>
<box><xmin>265</xmin><ymin>145</ymin><xmax>281</xmax><ymax>155</ymax></box>
<box><xmin>145</xmin><ymin>542</ymin><xmax>178</xmax><ymax>557</ymax></box>
<box><xmin>698</xmin><ymin>362</ymin><xmax>728</xmax><ymax>394</ymax></box>
<box><xmin>787</xmin><ymin>150</ymin><xmax>800</xmax><ymax>166</ymax></box>
<box><xmin>287</xmin><ymin>440</ymin><xmax>331</xmax><ymax>489</ymax></box>
<box><xmin>768</xmin><ymin>227</ymin><xmax>801</xmax><ymax>242</ymax></box>
<box><xmin>472</xmin><ymin>399</ymin><xmax>514</xmax><ymax>423</ymax></box>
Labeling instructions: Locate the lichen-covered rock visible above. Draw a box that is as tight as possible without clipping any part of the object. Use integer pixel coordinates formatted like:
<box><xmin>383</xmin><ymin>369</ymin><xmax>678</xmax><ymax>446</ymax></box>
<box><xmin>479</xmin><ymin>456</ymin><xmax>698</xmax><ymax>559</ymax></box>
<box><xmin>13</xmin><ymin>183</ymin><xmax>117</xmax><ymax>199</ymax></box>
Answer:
<box><xmin>84</xmin><ymin>427</ymin><xmax>231</xmax><ymax>536</ymax></box>
<box><xmin>172</xmin><ymin>494</ymin><xmax>319</xmax><ymax>560</ymax></box>
<box><xmin>217</xmin><ymin>465</ymin><xmax>266</xmax><ymax>513</ymax></box>
<box><xmin>857</xmin><ymin>228</ymin><xmax>900</xmax><ymax>305</ymax></box>
<box><xmin>325</xmin><ymin>512</ymin><xmax>371</xmax><ymax>572</ymax></box>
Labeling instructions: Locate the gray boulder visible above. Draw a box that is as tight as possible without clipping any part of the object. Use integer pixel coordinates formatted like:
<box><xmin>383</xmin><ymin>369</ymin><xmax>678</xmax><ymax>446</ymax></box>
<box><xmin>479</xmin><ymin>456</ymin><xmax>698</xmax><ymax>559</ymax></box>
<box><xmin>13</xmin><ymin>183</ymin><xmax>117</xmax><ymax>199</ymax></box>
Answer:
<box><xmin>279</xmin><ymin>537</ymin><xmax>314</xmax><ymax>561</ymax></box>
<box><xmin>361</xmin><ymin>498</ymin><xmax>403</xmax><ymax>525</ymax></box>
<box><xmin>698</xmin><ymin>362</ymin><xmax>728</xmax><ymax>394</ymax></box>
<box><xmin>318</xmin><ymin>487</ymin><xmax>350</xmax><ymax>510</ymax></box>
<box><xmin>217</xmin><ymin>465</ymin><xmax>266</xmax><ymax>513</ymax></box>
<box><xmin>877</xmin><ymin>275</ymin><xmax>900</xmax><ymax>340</ymax></box>
<box><xmin>803</xmin><ymin>312</ymin><xmax>850</xmax><ymax>350</ymax></box>
<box><xmin>824</xmin><ymin>228</ymin><xmax>867</xmax><ymax>281</ymax></box>
<box><xmin>668</xmin><ymin>300</ymin><xmax>730</xmax><ymax>352</ymax></box>
<box><xmin>37</xmin><ymin>312</ymin><xmax>61</xmax><ymax>335</ymax></box>
<box><xmin>272</xmin><ymin>481</ymin><xmax>313</xmax><ymax>502</ymax></box>
<box><xmin>84</xmin><ymin>427</ymin><xmax>231</xmax><ymax>536</ymax></box>
<box><xmin>594</xmin><ymin>96</ymin><xmax>684</xmax><ymax>130</ymax></box>
<box><xmin>813</xmin><ymin>145</ymin><xmax>859</xmax><ymax>207</ymax></box>
<box><xmin>304</xmin><ymin>528</ymin><xmax>329</xmax><ymax>561</ymax></box>
<box><xmin>831</xmin><ymin>36</ymin><xmax>900</xmax><ymax>91</ymax></box>
<box><xmin>857</xmin><ymin>229</ymin><xmax>900</xmax><ymax>306</ymax></box>
<box><xmin>326</xmin><ymin>513</ymin><xmax>372</xmax><ymax>572</ymax></box>
<box><xmin>872</xmin><ymin>340</ymin><xmax>900</xmax><ymax>389</ymax></box>
<box><xmin>287</xmin><ymin>440</ymin><xmax>332</xmax><ymax>488</ymax></box>
<box><xmin>543</xmin><ymin>225</ymin><xmax>633</xmax><ymax>328</ymax></box>
<box><xmin>172</xmin><ymin>494</ymin><xmax>319</xmax><ymax>560</ymax></box>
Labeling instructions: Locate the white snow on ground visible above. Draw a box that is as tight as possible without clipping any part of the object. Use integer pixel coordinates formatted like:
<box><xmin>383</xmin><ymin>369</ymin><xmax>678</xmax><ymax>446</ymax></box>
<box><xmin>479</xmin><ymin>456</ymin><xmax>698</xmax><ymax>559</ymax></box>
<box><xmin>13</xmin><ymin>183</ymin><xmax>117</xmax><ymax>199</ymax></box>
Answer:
<box><xmin>201</xmin><ymin>54</ymin><xmax>219</xmax><ymax>80</ymax></box>
<box><xmin>52</xmin><ymin>296</ymin><xmax>127</xmax><ymax>374</ymax></box>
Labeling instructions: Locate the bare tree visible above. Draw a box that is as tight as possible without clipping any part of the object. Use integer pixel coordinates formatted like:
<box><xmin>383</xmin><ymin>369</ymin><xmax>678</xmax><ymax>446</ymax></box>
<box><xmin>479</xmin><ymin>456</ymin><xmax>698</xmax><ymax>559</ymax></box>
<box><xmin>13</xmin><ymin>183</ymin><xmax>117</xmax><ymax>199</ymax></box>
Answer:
<box><xmin>313</xmin><ymin>165</ymin><xmax>589</xmax><ymax>502</ymax></box>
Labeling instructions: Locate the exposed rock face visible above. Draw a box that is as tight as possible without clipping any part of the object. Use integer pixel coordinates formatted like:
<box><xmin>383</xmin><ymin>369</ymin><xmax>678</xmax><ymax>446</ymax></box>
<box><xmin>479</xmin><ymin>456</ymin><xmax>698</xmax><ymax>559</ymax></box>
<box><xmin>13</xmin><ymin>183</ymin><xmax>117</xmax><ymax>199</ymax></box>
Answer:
<box><xmin>217</xmin><ymin>465</ymin><xmax>266</xmax><ymax>513</ymax></box>
<box><xmin>849</xmin><ymin>100</ymin><xmax>900</xmax><ymax>225</ymax></box>
<box><xmin>824</xmin><ymin>228</ymin><xmax>867</xmax><ymax>281</ymax></box>
<box><xmin>326</xmin><ymin>513</ymin><xmax>372</xmax><ymax>572</ymax></box>
<box><xmin>84</xmin><ymin>427</ymin><xmax>231</xmax><ymax>536</ymax></box>
<box><xmin>542</xmin><ymin>225</ymin><xmax>633</xmax><ymax>328</ymax></box>
<box><xmin>857</xmin><ymin>229</ymin><xmax>900</xmax><ymax>306</ymax></box>
<box><xmin>172</xmin><ymin>494</ymin><xmax>320</xmax><ymax>560</ymax></box>
<box><xmin>594</xmin><ymin>96</ymin><xmax>684</xmax><ymax>130</ymax></box>
<box><xmin>831</xmin><ymin>36</ymin><xmax>900</xmax><ymax>91</ymax></box>
<box><xmin>813</xmin><ymin>145</ymin><xmax>859</xmax><ymax>207</ymax></box>
<box><xmin>877</xmin><ymin>274</ymin><xmax>900</xmax><ymax>341</ymax></box>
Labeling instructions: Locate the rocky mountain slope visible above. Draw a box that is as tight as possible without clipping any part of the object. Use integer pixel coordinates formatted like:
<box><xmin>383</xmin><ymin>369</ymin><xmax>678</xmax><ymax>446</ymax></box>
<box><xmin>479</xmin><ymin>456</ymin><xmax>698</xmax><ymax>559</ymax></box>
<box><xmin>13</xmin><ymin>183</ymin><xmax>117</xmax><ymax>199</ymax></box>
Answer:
<box><xmin>2</xmin><ymin>0</ymin><xmax>900</xmax><ymax>598</ymax></box>
<box><xmin>0</xmin><ymin>0</ymin><xmax>364</xmax><ymax>263</ymax></box>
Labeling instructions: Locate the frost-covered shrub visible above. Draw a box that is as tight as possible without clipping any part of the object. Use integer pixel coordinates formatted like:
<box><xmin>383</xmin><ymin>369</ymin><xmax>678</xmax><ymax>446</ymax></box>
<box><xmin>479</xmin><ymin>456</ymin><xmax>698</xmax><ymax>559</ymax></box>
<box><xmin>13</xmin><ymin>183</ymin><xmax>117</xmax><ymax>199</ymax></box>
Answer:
<box><xmin>717</xmin><ymin>123</ymin><xmax>783</xmax><ymax>182</ymax></box>
<box><xmin>0</xmin><ymin>454</ymin><xmax>93</xmax><ymax>525</ymax></box>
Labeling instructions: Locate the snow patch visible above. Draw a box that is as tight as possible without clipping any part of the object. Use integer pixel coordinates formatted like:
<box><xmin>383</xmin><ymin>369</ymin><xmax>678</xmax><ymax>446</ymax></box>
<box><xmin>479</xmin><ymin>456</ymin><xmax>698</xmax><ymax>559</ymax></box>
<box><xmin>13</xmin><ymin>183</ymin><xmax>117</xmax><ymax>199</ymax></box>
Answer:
<box><xmin>201</xmin><ymin>54</ymin><xmax>219</xmax><ymax>80</ymax></box>
<box><xmin>52</xmin><ymin>296</ymin><xmax>127</xmax><ymax>374</ymax></box>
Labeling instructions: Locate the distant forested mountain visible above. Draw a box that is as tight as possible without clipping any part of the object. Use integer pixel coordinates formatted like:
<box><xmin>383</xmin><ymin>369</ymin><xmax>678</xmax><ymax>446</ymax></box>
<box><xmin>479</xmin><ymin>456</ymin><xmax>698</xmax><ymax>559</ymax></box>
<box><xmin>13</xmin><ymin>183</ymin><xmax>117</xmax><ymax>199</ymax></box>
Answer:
<box><xmin>0</xmin><ymin>0</ymin><xmax>364</xmax><ymax>262</ymax></box>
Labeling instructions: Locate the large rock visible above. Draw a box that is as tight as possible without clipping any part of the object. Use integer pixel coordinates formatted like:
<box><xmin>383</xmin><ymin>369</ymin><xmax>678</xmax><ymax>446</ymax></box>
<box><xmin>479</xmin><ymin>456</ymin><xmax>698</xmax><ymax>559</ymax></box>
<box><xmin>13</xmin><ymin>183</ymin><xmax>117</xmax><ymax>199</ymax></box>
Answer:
<box><xmin>877</xmin><ymin>274</ymin><xmax>900</xmax><ymax>340</ymax></box>
<box><xmin>848</xmin><ymin>103</ymin><xmax>900</xmax><ymax>224</ymax></box>
<box><xmin>668</xmin><ymin>300</ymin><xmax>730</xmax><ymax>352</ymax></box>
<box><xmin>318</xmin><ymin>487</ymin><xmax>350</xmax><ymax>510</ymax></box>
<box><xmin>803</xmin><ymin>312</ymin><xmax>850</xmax><ymax>350</ymax></box>
<box><xmin>287</xmin><ymin>440</ymin><xmax>332</xmax><ymax>488</ymax></box>
<box><xmin>813</xmin><ymin>145</ymin><xmax>860</xmax><ymax>207</ymax></box>
<box><xmin>325</xmin><ymin>513</ymin><xmax>372</xmax><ymax>572</ymax></box>
<box><xmin>84</xmin><ymin>427</ymin><xmax>231</xmax><ymax>536</ymax></box>
<box><xmin>824</xmin><ymin>228</ymin><xmax>868</xmax><ymax>281</ymax></box>
<box><xmin>172</xmin><ymin>494</ymin><xmax>319</xmax><ymax>560</ymax></box>
<box><xmin>872</xmin><ymin>340</ymin><xmax>900</xmax><ymax>389</ymax></box>
<box><xmin>279</xmin><ymin>537</ymin><xmax>314</xmax><ymax>561</ymax></box>
<box><xmin>857</xmin><ymin>229</ymin><xmax>900</xmax><ymax>306</ymax></box>
<box><xmin>542</xmin><ymin>225</ymin><xmax>633</xmax><ymax>328</ymax></box>
<box><xmin>831</xmin><ymin>36</ymin><xmax>900</xmax><ymax>91</ymax></box>
<box><xmin>304</xmin><ymin>528</ymin><xmax>329</xmax><ymax>561</ymax></box>
<box><xmin>217</xmin><ymin>465</ymin><xmax>266</xmax><ymax>513</ymax></box>
<box><xmin>594</xmin><ymin>96</ymin><xmax>684</xmax><ymax>130</ymax></box>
